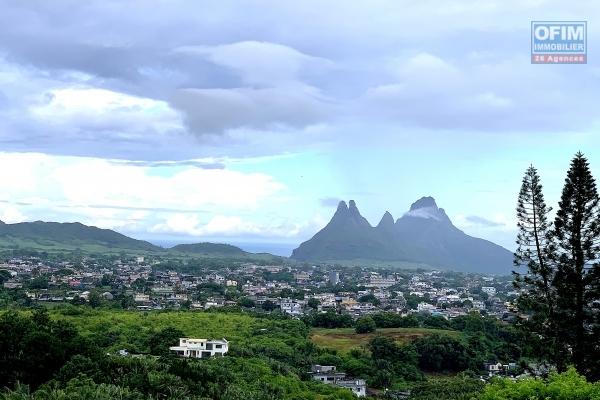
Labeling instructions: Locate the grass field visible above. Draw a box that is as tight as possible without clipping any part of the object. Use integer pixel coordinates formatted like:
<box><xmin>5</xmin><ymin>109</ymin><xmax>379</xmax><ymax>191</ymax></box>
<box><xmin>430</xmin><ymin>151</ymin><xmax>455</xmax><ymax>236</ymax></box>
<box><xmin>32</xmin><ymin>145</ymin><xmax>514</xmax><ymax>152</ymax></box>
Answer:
<box><xmin>53</xmin><ymin>309</ymin><xmax>256</xmax><ymax>340</ymax></box>
<box><xmin>310</xmin><ymin>327</ymin><xmax>460</xmax><ymax>353</ymax></box>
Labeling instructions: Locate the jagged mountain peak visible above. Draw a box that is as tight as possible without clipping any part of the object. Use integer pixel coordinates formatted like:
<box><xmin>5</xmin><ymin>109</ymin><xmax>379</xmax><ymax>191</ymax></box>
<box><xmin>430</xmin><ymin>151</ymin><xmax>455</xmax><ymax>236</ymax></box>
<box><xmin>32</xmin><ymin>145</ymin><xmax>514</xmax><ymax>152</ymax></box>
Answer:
<box><xmin>331</xmin><ymin>200</ymin><xmax>349</xmax><ymax>219</ymax></box>
<box><xmin>377</xmin><ymin>211</ymin><xmax>395</xmax><ymax>229</ymax></box>
<box><xmin>292</xmin><ymin>195</ymin><xmax>513</xmax><ymax>274</ymax></box>
<box><xmin>327</xmin><ymin>199</ymin><xmax>371</xmax><ymax>228</ymax></box>
<box><xmin>336</xmin><ymin>200</ymin><xmax>348</xmax><ymax>211</ymax></box>
<box><xmin>403</xmin><ymin>196</ymin><xmax>450</xmax><ymax>223</ymax></box>
<box><xmin>409</xmin><ymin>196</ymin><xmax>438</xmax><ymax>211</ymax></box>
<box><xmin>348</xmin><ymin>199</ymin><xmax>363</xmax><ymax>217</ymax></box>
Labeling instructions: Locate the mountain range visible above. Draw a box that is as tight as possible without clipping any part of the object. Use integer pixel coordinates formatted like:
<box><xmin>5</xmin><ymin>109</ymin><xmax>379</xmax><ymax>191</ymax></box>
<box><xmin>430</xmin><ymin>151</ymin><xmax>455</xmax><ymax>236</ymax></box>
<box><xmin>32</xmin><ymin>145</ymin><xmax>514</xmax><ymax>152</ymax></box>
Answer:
<box><xmin>0</xmin><ymin>220</ymin><xmax>272</xmax><ymax>260</ymax></box>
<box><xmin>291</xmin><ymin>197</ymin><xmax>513</xmax><ymax>274</ymax></box>
<box><xmin>0</xmin><ymin>197</ymin><xmax>513</xmax><ymax>273</ymax></box>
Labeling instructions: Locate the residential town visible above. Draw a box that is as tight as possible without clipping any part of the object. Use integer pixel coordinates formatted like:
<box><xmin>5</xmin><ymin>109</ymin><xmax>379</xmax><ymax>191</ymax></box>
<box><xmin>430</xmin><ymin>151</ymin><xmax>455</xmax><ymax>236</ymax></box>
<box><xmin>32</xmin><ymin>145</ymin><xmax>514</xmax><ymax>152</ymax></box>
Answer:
<box><xmin>0</xmin><ymin>253</ymin><xmax>520</xmax><ymax>323</ymax></box>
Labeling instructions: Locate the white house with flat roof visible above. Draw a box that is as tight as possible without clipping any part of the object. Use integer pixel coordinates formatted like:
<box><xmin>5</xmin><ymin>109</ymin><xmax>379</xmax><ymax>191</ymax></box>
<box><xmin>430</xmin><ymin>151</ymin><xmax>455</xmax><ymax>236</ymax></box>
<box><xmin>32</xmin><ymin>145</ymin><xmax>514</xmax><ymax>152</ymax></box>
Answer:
<box><xmin>336</xmin><ymin>379</ymin><xmax>367</xmax><ymax>397</ymax></box>
<box><xmin>169</xmin><ymin>338</ymin><xmax>229</xmax><ymax>359</ymax></box>
<box><xmin>309</xmin><ymin>365</ymin><xmax>367</xmax><ymax>397</ymax></box>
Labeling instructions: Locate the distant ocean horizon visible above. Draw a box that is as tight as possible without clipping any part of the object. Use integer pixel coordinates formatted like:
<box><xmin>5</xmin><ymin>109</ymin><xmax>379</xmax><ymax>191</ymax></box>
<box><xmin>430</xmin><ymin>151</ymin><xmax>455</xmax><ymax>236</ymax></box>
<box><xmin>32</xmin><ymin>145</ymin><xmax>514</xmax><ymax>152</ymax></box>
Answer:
<box><xmin>148</xmin><ymin>239</ymin><xmax>296</xmax><ymax>257</ymax></box>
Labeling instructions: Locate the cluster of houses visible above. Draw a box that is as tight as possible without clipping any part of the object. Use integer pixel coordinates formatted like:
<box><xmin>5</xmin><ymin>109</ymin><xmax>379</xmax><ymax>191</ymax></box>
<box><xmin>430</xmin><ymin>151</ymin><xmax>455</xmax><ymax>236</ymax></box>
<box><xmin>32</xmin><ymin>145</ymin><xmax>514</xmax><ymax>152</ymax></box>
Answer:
<box><xmin>0</xmin><ymin>255</ymin><xmax>520</xmax><ymax>322</ymax></box>
<box><xmin>1</xmin><ymin>255</ymin><xmax>530</xmax><ymax>397</ymax></box>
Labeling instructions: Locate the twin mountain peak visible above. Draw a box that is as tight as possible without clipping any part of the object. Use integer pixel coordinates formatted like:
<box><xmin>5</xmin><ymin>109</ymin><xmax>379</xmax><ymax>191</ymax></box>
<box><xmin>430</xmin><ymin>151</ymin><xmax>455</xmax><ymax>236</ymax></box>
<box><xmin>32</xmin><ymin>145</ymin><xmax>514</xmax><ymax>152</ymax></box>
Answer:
<box><xmin>291</xmin><ymin>196</ymin><xmax>512</xmax><ymax>274</ymax></box>
<box><xmin>332</xmin><ymin>196</ymin><xmax>449</xmax><ymax>230</ymax></box>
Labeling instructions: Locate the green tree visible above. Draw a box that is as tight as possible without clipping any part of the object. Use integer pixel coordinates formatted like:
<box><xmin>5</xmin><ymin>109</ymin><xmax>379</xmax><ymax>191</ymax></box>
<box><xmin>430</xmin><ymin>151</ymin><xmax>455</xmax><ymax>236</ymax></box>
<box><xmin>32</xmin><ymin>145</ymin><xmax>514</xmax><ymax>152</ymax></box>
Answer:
<box><xmin>131</xmin><ymin>277</ymin><xmax>147</xmax><ymax>292</ymax></box>
<box><xmin>88</xmin><ymin>291</ymin><xmax>102</xmax><ymax>308</ymax></box>
<box><xmin>413</xmin><ymin>334</ymin><xmax>470</xmax><ymax>373</ymax></box>
<box><xmin>479</xmin><ymin>368</ymin><xmax>600</xmax><ymax>400</ymax></box>
<box><xmin>119</xmin><ymin>294</ymin><xmax>136</xmax><ymax>309</ymax></box>
<box><xmin>147</xmin><ymin>326</ymin><xmax>184</xmax><ymax>356</ymax></box>
<box><xmin>307</xmin><ymin>298</ymin><xmax>320</xmax><ymax>310</ymax></box>
<box><xmin>0</xmin><ymin>310</ymin><xmax>93</xmax><ymax>389</ymax></box>
<box><xmin>0</xmin><ymin>270</ymin><xmax>11</xmax><ymax>284</ymax></box>
<box><xmin>409</xmin><ymin>375</ymin><xmax>485</xmax><ymax>400</ymax></box>
<box><xmin>237</xmin><ymin>297</ymin><xmax>255</xmax><ymax>308</ymax></box>
<box><xmin>100</xmin><ymin>274</ymin><xmax>114</xmax><ymax>286</ymax></box>
<box><xmin>29</xmin><ymin>276</ymin><xmax>49</xmax><ymax>289</ymax></box>
<box><xmin>262</xmin><ymin>300</ymin><xmax>277</xmax><ymax>312</ymax></box>
<box><xmin>355</xmin><ymin>316</ymin><xmax>376</xmax><ymax>334</ymax></box>
<box><xmin>551</xmin><ymin>152</ymin><xmax>600</xmax><ymax>377</ymax></box>
<box><xmin>71</xmin><ymin>295</ymin><xmax>87</xmax><ymax>306</ymax></box>
<box><xmin>514</xmin><ymin>165</ymin><xmax>562</xmax><ymax>368</ymax></box>
<box><xmin>358</xmin><ymin>293</ymin><xmax>381</xmax><ymax>306</ymax></box>
<box><xmin>305</xmin><ymin>310</ymin><xmax>353</xmax><ymax>328</ymax></box>
<box><xmin>367</xmin><ymin>336</ymin><xmax>422</xmax><ymax>384</ymax></box>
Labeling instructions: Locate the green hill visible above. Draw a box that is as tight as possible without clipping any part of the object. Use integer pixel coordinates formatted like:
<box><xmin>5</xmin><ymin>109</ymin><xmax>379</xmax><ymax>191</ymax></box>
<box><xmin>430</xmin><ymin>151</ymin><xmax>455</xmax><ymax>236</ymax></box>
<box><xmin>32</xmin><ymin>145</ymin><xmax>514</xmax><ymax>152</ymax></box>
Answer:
<box><xmin>170</xmin><ymin>242</ymin><xmax>247</xmax><ymax>256</ymax></box>
<box><xmin>0</xmin><ymin>220</ymin><xmax>284</xmax><ymax>263</ymax></box>
<box><xmin>0</xmin><ymin>220</ymin><xmax>160</xmax><ymax>252</ymax></box>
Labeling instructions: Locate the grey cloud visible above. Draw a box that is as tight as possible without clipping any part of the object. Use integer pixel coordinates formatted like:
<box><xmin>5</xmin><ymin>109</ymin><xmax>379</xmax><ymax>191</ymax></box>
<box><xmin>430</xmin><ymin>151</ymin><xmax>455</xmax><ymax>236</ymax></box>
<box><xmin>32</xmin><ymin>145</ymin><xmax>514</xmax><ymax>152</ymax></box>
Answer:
<box><xmin>174</xmin><ymin>41</ymin><xmax>334</xmax><ymax>86</ymax></box>
<box><xmin>170</xmin><ymin>86</ymin><xmax>332</xmax><ymax>135</ymax></box>
<box><xmin>359</xmin><ymin>50</ymin><xmax>599</xmax><ymax>133</ymax></box>
<box><xmin>465</xmin><ymin>215</ymin><xmax>504</xmax><ymax>227</ymax></box>
<box><xmin>0</xmin><ymin>1</ymin><xmax>599</xmax><ymax>161</ymax></box>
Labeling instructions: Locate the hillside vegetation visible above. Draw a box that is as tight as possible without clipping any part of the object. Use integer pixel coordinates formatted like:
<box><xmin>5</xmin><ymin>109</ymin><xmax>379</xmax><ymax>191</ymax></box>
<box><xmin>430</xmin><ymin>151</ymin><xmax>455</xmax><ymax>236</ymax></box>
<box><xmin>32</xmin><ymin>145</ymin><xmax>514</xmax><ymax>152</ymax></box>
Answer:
<box><xmin>0</xmin><ymin>220</ymin><xmax>284</xmax><ymax>265</ymax></box>
<box><xmin>310</xmin><ymin>327</ymin><xmax>460</xmax><ymax>353</ymax></box>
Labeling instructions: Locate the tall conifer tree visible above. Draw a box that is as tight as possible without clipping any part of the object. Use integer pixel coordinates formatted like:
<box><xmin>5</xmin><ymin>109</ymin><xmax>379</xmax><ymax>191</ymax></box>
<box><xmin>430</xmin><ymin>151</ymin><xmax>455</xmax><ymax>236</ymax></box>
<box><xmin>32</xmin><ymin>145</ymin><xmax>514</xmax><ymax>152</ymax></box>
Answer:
<box><xmin>514</xmin><ymin>165</ymin><xmax>560</xmax><ymax>366</ymax></box>
<box><xmin>552</xmin><ymin>152</ymin><xmax>600</xmax><ymax>376</ymax></box>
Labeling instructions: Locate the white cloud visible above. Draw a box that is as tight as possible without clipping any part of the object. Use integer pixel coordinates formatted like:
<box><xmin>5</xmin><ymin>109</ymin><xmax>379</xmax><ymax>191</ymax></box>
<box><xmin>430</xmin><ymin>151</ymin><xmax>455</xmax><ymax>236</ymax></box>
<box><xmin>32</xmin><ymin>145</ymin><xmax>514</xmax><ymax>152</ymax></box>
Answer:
<box><xmin>454</xmin><ymin>213</ymin><xmax>514</xmax><ymax>231</ymax></box>
<box><xmin>388</xmin><ymin>53</ymin><xmax>462</xmax><ymax>89</ymax></box>
<box><xmin>30</xmin><ymin>87</ymin><xmax>184</xmax><ymax>138</ymax></box>
<box><xmin>0</xmin><ymin>152</ymin><xmax>285</xmax><ymax>233</ymax></box>
<box><xmin>0</xmin><ymin>206</ymin><xmax>27</xmax><ymax>224</ymax></box>
<box><xmin>150</xmin><ymin>212</ymin><xmax>326</xmax><ymax>239</ymax></box>
<box><xmin>151</xmin><ymin>215</ymin><xmax>258</xmax><ymax>237</ymax></box>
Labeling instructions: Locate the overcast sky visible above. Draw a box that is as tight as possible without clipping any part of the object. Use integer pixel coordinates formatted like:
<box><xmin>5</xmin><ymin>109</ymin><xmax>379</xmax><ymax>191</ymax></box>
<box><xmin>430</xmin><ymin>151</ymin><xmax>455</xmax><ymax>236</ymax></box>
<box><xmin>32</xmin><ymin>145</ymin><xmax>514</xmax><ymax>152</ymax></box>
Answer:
<box><xmin>0</xmin><ymin>0</ymin><xmax>599</xmax><ymax>254</ymax></box>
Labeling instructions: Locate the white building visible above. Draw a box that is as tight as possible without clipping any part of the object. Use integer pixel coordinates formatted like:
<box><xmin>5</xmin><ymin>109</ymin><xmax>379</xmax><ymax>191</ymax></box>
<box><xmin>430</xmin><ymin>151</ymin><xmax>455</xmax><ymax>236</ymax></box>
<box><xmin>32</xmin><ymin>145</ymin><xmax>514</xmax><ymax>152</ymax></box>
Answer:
<box><xmin>329</xmin><ymin>271</ymin><xmax>340</xmax><ymax>286</ymax></box>
<box><xmin>482</xmin><ymin>286</ymin><xmax>497</xmax><ymax>296</ymax></box>
<box><xmin>310</xmin><ymin>365</ymin><xmax>367</xmax><ymax>397</ymax></box>
<box><xmin>169</xmin><ymin>338</ymin><xmax>229</xmax><ymax>359</ymax></box>
<box><xmin>472</xmin><ymin>300</ymin><xmax>486</xmax><ymax>310</ymax></box>
<box><xmin>366</xmin><ymin>276</ymin><xmax>397</xmax><ymax>288</ymax></box>
<box><xmin>417</xmin><ymin>302</ymin><xmax>437</xmax><ymax>313</ymax></box>
<box><xmin>280</xmin><ymin>299</ymin><xmax>304</xmax><ymax>315</ymax></box>
<box><xmin>134</xmin><ymin>293</ymin><xmax>150</xmax><ymax>303</ymax></box>
<box><xmin>336</xmin><ymin>379</ymin><xmax>367</xmax><ymax>397</ymax></box>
